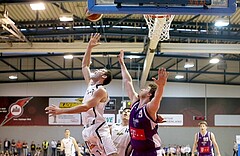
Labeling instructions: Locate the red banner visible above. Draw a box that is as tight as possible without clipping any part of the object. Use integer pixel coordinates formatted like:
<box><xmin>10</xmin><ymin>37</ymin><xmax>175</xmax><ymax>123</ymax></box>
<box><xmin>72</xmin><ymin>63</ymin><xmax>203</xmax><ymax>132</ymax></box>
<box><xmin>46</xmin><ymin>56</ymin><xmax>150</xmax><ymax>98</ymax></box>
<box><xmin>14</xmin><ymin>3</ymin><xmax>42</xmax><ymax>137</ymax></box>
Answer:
<box><xmin>0</xmin><ymin>97</ymin><xmax>49</xmax><ymax>126</ymax></box>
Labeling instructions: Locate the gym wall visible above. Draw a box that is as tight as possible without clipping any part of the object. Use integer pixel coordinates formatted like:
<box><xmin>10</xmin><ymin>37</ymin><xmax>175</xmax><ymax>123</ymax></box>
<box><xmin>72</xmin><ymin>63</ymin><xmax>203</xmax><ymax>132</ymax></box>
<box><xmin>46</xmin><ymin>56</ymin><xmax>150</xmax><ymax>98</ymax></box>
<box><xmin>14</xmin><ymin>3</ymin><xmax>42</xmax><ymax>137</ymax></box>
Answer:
<box><xmin>0</xmin><ymin>80</ymin><xmax>239</xmax><ymax>156</ymax></box>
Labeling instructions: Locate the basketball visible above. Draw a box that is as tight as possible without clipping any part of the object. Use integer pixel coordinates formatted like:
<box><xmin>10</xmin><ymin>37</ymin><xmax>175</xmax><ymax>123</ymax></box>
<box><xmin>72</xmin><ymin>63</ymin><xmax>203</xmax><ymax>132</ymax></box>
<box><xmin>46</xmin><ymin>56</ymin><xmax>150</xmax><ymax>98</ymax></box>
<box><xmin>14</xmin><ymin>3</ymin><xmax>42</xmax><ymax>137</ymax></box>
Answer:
<box><xmin>85</xmin><ymin>8</ymin><xmax>103</xmax><ymax>22</ymax></box>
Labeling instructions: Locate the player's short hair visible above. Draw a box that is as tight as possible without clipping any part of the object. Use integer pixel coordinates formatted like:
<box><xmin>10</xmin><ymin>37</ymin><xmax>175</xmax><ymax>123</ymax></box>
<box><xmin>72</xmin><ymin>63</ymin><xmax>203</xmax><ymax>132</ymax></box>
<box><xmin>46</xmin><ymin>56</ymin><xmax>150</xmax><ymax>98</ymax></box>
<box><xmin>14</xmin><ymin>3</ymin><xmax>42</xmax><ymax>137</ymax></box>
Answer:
<box><xmin>102</xmin><ymin>69</ymin><xmax>112</xmax><ymax>85</ymax></box>
<box><xmin>148</xmin><ymin>83</ymin><xmax>157</xmax><ymax>100</ymax></box>
<box><xmin>198</xmin><ymin>121</ymin><xmax>208</xmax><ymax>126</ymax></box>
<box><xmin>122</xmin><ymin>107</ymin><xmax>131</xmax><ymax>112</ymax></box>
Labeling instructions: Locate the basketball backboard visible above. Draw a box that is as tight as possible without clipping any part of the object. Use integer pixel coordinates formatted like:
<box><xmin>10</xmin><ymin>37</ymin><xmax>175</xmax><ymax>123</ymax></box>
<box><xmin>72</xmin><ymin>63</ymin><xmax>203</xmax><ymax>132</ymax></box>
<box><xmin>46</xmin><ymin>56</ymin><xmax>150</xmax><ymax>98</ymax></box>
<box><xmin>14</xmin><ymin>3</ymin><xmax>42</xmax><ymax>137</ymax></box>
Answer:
<box><xmin>88</xmin><ymin>0</ymin><xmax>236</xmax><ymax>15</ymax></box>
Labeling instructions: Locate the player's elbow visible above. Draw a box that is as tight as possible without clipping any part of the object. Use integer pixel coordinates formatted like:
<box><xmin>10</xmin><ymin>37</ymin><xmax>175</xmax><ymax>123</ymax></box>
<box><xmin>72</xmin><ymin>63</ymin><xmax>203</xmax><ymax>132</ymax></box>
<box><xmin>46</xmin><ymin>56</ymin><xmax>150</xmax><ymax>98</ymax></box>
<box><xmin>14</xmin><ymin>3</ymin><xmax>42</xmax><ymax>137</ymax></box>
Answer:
<box><xmin>82</xmin><ymin>64</ymin><xmax>89</xmax><ymax>69</ymax></box>
<box><xmin>123</xmin><ymin>79</ymin><xmax>132</xmax><ymax>85</ymax></box>
<box><xmin>81</xmin><ymin>105</ymin><xmax>92</xmax><ymax>112</ymax></box>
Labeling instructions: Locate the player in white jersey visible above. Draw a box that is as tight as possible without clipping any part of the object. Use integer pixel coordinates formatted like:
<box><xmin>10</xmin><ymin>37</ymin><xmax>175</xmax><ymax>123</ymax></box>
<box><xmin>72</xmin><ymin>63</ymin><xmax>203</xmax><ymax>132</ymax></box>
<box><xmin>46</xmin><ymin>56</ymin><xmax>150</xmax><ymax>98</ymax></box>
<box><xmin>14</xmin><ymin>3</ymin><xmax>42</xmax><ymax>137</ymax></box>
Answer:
<box><xmin>45</xmin><ymin>33</ymin><xmax>118</xmax><ymax>156</ymax></box>
<box><xmin>111</xmin><ymin>108</ymin><xmax>132</xmax><ymax>156</ymax></box>
<box><xmin>60</xmin><ymin>129</ymin><xmax>81</xmax><ymax>156</ymax></box>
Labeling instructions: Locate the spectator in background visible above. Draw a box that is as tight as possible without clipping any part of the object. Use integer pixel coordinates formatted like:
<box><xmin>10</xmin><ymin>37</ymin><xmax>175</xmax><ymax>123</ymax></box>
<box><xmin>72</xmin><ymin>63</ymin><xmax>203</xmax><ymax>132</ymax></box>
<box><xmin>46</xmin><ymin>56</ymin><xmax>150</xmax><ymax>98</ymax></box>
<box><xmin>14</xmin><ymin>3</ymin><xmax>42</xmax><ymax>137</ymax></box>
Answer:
<box><xmin>16</xmin><ymin>140</ymin><xmax>22</xmax><ymax>156</ymax></box>
<box><xmin>159</xmin><ymin>147</ymin><xmax>166</xmax><ymax>156</ymax></box>
<box><xmin>233</xmin><ymin>141</ymin><xmax>238</xmax><ymax>156</ymax></box>
<box><xmin>11</xmin><ymin>139</ymin><xmax>16</xmax><ymax>154</ymax></box>
<box><xmin>3</xmin><ymin>138</ymin><xmax>10</xmax><ymax>153</ymax></box>
<box><xmin>13</xmin><ymin>147</ymin><xmax>18</xmax><ymax>156</ymax></box>
<box><xmin>30</xmin><ymin>141</ymin><xmax>36</xmax><ymax>156</ymax></box>
<box><xmin>0</xmin><ymin>139</ymin><xmax>2</xmax><ymax>151</ymax></box>
<box><xmin>56</xmin><ymin>140</ymin><xmax>61</xmax><ymax>156</ymax></box>
<box><xmin>4</xmin><ymin>150</ymin><xmax>10</xmax><ymax>156</ymax></box>
<box><xmin>169</xmin><ymin>145</ymin><xmax>176</xmax><ymax>156</ymax></box>
<box><xmin>51</xmin><ymin>139</ymin><xmax>57</xmax><ymax>156</ymax></box>
<box><xmin>176</xmin><ymin>145</ymin><xmax>181</xmax><ymax>156</ymax></box>
<box><xmin>163</xmin><ymin>146</ymin><xmax>168</xmax><ymax>156</ymax></box>
<box><xmin>35</xmin><ymin>144</ymin><xmax>41</xmax><ymax>156</ymax></box>
<box><xmin>42</xmin><ymin>140</ymin><xmax>49</xmax><ymax>156</ymax></box>
<box><xmin>80</xmin><ymin>143</ymin><xmax>90</xmax><ymax>156</ymax></box>
<box><xmin>22</xmin><ymin>141</ymin><xmax>28</xmax><ymax>156</ymax></box>
<box><xmin>185</xmin><ymin>144</ymin><xmax>191</xmax><ymax>156</ymax></box>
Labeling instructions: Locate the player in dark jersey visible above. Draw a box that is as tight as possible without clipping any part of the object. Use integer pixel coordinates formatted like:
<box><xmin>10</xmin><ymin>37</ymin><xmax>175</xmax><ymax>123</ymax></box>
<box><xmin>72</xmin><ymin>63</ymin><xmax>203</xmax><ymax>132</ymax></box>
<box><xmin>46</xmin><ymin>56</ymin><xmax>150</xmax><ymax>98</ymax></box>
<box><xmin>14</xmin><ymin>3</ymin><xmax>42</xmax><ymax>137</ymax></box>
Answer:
<box><xmin>118</xmin><ymin>50</ymin><xmax>168</xmax><ymax>156</ymax></box>
<box><xmin>191</xmin><ymin>121</ymin><xmax>221</xmax><ymax>156</ymax></box>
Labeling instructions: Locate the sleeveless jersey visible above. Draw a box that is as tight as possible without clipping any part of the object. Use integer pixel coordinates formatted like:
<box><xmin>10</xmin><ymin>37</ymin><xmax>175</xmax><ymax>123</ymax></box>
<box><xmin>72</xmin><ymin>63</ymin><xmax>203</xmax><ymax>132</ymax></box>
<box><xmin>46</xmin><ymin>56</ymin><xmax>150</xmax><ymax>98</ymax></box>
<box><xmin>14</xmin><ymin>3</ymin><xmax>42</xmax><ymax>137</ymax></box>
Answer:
<box><xmin>129</xmin><ymin>101</ymin><xmax>161</xmax><ymax>152</ymax></box>
<box><xmin>62</xmin><ymin>137</ymin><xmax>75</xmax><ymax>156</ymax></box>
<box><xmin>82</xmin><ymin>84</ymin><xmax>109</xmax><ymax>126</ymax></box>
<box><xmin>197</xmin><ymin>131</ymin><xmax>213</xmax><ymax>156</ymax></box>
<box><xmin>111</xmin><ymin>123</ymin><xmax>130</xmax><ymax>156</ymax></box>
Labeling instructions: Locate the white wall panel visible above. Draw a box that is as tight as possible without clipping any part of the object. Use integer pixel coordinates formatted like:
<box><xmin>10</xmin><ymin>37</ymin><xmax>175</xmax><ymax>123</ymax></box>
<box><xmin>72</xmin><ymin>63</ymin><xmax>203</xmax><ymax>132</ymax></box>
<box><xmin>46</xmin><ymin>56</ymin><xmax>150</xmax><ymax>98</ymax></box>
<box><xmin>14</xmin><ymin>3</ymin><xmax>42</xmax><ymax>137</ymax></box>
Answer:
<box><xmin>207</xmin><ymin>84</ymin><xmax>240</xmax><ymax>97</ymax></box>
<box><xmin>0</xmin><ymin>80</ymin><xmax>240</xmax><ymax>97</ymax></box>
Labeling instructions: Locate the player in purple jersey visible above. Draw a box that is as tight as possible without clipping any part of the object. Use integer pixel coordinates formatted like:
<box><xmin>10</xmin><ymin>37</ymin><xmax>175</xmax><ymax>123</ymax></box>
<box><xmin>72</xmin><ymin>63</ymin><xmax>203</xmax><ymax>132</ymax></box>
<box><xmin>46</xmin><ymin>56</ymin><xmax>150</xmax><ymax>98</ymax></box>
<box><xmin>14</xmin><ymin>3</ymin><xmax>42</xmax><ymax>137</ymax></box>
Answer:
<box><xmin>191</xmin><ymin>121</ymin><xmax>221</xmax><ymax>156</ymax></box>
<box><xmin>118</xmin><ymin>50</ymin><xmax>168</xmax><ymax>156</ymax></box>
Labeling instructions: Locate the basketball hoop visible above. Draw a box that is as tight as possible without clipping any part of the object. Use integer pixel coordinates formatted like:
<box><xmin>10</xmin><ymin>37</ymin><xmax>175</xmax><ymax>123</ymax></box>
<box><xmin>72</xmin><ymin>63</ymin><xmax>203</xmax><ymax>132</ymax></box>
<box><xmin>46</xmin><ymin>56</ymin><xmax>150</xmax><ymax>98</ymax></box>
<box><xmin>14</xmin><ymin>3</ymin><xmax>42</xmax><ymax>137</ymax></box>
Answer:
<box><xmin>144</xmin><ymin>14</ymin><xmax>175</xmax><ymax>43</ymax></box>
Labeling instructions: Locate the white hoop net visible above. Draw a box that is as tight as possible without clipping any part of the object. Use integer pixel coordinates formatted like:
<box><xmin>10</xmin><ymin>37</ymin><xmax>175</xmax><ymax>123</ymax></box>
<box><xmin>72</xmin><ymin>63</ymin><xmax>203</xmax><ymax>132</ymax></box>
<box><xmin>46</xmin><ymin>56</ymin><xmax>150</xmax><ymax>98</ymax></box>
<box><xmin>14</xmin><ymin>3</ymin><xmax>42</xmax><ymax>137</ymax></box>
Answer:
<box><xmin>144</xmin><ymin>14</ymin><xmax>175</xmax><ymax>42</ymax></box>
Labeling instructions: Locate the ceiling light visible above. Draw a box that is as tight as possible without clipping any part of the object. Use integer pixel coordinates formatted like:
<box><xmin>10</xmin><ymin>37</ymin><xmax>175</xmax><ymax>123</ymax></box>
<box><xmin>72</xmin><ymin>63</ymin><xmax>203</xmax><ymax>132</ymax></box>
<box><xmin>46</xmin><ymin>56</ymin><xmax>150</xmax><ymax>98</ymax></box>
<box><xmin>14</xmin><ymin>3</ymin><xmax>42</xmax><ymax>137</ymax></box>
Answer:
<box><xmin>64</xmin><ymin>54</ymin><xmax>73</xmax><ymax>59</ymax></box>
<box><xmin>59</xmin><ymin>13</ymin><xmax>73</xmax><ymax>22</ymax></box>
<box><xmin>209</xmin><ymin>58</ymin><xmax>220</xmax><ymax>64</ymax></box>
<box><xmin>30</xmin><ymin>3</ymin><xmax>45</xmax><ymax>10</ymax></box>
<box><xmin>175</xmin><ymin>74</ymin><xmax>184</xmax><ymax>79</ymax></box>
<box><xmin>184</xmin><ymin>61</ymin><xmax>194</xmax><ymax>68</ymax></box>
<box><xmin>9</xmin><ymin>75</ymin><xmax>18</xmax><ymax>80</ymax></box>
<box><xmin>124</xmin><ymin>55</ymin><xmax>144</xmax><ymax>59</ymax></box>
<box><xmin>214</xmin><ymin>18</ymin><xmax>229</xmax><ymax>27</ymax></box>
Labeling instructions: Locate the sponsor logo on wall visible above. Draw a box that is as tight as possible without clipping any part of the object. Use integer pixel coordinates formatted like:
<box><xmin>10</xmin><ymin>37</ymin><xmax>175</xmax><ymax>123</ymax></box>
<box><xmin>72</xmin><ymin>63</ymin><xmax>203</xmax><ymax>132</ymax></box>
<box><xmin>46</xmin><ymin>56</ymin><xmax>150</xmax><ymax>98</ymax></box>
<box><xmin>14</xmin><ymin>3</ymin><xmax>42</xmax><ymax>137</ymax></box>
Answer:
<box><xmin>0</xmin><ymin>97</ymin><xmax>33</xmax><ymax>126</ymax></box>
<box><xmin>48</xmin><ymin>98</ymin><xmax>82</xmax><ymax>125</ymax></box>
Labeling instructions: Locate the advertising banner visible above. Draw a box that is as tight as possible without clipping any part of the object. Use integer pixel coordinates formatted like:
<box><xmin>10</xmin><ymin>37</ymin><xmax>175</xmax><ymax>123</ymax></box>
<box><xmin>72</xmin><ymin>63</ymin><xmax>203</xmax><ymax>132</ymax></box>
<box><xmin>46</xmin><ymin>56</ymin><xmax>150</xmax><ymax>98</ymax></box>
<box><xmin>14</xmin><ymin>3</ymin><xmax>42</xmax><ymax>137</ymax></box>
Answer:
<box><xmin>103</xmin><ymin>114</ymin><xmax>115</xmax><ymax>125</ymax></box>
<box><xmin>48</xmin><ymin>98</ymin><xmax>83</xmax><ymax>125</ymax></box>
<box><xmin>158</xmin><ymin>114</ymin><xmax>183</xmax><ymax>126</ymax></box>
<box><xmin>0</xmin><ymin>97</ymin><xmax>48</xmax><ymax>126</ymax></box>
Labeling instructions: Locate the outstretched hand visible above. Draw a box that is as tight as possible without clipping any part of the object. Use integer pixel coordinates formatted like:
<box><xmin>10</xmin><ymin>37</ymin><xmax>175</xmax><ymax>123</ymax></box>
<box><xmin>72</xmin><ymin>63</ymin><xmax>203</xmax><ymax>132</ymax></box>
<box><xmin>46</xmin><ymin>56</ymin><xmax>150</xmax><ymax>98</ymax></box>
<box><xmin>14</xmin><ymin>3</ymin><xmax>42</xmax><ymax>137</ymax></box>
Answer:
<box><xmin>152</xmin><ymin>68</ymin><xmax>168</xmax><ymax>87</ymax></box>
<box><xmin>45</xmin><ymin>105</ymin><xmax>61</xmax><ymax>117</ymax></box>
<box><xmin>118</xmin><ymin>50</ymin><xmax>124</xmax><ymax>65</ymax></box>
<box><xmin>88</xmin><ymin>33</ymin><xmax>101</xmax><ymax>48</ymax></box>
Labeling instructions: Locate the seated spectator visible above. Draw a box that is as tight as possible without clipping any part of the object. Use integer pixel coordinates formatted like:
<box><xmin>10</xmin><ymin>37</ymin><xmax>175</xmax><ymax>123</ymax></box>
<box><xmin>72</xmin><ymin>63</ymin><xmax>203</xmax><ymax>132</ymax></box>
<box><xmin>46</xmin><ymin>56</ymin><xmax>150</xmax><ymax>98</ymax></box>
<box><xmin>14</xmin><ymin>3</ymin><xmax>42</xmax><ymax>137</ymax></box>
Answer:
<box><xmin>35</xmin><ymin>144</ymin><xmax>41</xmax><ymax>156</ymax></box>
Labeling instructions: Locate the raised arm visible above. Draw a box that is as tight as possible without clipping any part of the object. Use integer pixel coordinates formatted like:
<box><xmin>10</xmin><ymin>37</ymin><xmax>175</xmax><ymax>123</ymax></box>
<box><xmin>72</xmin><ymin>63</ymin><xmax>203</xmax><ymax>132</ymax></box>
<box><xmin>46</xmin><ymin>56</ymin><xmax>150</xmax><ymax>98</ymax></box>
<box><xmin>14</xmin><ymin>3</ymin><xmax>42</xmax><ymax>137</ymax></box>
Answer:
<box><xmin>82</xmin><ymin>33</ymin><xmax>101</xmax><ymax>84</ymax></box>
<box><xmin>118</xmin><ymin>50</ymin><xmax>138</xmax><ymax>104</ymax></box>
<box><xmin>45</xmin><ymin>87</ymin><xmax>107</xmax><ymax>116</ymax></box>
<box><xmin>146</xmin><ymin>68</ymin><xmax>168</xmax><ymax>120</ymax></box>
